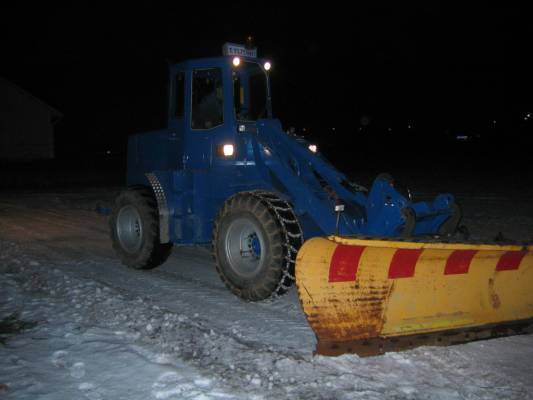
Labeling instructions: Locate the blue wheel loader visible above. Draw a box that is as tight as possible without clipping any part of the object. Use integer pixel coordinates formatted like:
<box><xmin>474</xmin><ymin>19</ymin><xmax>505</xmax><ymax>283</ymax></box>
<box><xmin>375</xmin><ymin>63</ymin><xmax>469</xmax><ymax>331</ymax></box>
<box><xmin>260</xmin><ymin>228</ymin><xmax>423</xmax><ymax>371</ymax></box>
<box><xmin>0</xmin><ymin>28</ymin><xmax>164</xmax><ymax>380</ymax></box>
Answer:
<box><xmin>110</xmin><ymin>43</ymin><xmax>461</xmax><ymax>303</ymax></box>
<box><xmin>111</xmin><ymin>44</ymin><xmax>533</xmax><ymax>356</ymax></box>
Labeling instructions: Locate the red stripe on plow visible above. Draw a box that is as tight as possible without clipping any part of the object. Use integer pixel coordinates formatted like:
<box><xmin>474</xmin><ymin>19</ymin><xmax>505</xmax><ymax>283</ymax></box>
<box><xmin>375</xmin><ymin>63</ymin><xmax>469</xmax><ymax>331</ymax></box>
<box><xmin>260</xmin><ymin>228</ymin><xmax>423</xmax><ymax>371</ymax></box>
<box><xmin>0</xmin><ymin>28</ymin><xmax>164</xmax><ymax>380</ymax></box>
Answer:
<box><xmin>329</xmin><ymin>245</ymin><xmax>366</xmax><ymax>282</ymax></box>
<box><xmin>496</xmin><ymin>250</ymin><xmax>528</xmax><ymax>271</ymax></box>
<box><xmin>445</xmin><ymin>249</ymin><xmax>478</xmax><ymax>275</ymax></box>
<box><xmin>388</xmin><ymin>248</ymin><xmax>423</xmax><ymax>279</ymax></box>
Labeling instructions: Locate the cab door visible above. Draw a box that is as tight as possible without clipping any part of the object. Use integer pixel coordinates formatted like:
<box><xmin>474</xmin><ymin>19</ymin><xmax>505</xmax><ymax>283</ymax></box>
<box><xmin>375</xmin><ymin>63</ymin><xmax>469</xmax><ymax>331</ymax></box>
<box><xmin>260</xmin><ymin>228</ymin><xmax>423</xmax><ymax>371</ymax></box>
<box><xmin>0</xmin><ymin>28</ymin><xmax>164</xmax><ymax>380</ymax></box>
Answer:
<box><xmin>183</xmin><ymin>66</ymin><xmax>227</xmax><ymax>170</ymax></box>
<box><xmin>167</xmin><ymin>68</ymin><xmax>186</xmax><ymax>170</ymax></box>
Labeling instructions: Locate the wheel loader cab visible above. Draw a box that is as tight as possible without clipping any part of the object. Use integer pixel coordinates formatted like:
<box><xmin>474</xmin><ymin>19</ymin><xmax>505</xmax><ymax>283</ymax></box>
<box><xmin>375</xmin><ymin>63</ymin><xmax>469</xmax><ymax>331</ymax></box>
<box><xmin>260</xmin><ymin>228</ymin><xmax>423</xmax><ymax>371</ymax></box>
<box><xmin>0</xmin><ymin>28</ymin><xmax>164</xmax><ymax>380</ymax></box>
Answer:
<box><xmin>167</xmin><ymin>55</ymin><xmax>272</xmax><ymax>171</ymax></box>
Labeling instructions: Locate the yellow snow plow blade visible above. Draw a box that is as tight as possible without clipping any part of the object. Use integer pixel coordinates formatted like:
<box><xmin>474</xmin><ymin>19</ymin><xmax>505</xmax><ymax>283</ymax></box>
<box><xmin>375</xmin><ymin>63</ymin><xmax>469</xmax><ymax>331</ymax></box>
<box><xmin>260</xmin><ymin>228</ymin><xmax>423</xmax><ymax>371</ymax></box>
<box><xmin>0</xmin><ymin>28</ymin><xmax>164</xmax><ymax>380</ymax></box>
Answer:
<box><xmin>295</xmin><ymin>236</ymin><xmax>533</xmax><ymax>356</ymax></box>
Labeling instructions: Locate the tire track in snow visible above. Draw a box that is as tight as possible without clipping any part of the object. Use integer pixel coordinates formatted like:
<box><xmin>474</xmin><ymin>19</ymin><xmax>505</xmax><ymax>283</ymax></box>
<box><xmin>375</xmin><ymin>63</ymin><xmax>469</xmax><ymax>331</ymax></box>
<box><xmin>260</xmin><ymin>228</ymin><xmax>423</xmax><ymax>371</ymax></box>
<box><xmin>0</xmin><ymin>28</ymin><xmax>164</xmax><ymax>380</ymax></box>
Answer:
<box><xmin>0</xmin><ymin>197</ymin><xmax>316</xmax><ymax>355</ymax></box>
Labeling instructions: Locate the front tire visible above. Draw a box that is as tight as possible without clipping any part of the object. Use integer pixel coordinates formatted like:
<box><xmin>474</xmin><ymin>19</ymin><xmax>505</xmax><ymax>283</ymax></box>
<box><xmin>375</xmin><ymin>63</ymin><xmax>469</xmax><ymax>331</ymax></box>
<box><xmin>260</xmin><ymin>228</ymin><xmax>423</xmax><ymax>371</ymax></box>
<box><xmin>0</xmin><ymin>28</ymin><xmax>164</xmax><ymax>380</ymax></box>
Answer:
<box><xmin>110</xmin><ymin>187</ymin><xmax>172</xmax><ymax>269</ymax></box>
<box><xmin>438</xmin><ymin>203</ymin><xmax>462</xmax><ymax>236</ymax></box>
<box><xmin>213</xmin><ymin>192</ymin><xmax>303</xmax><ymax>301</ymax></box>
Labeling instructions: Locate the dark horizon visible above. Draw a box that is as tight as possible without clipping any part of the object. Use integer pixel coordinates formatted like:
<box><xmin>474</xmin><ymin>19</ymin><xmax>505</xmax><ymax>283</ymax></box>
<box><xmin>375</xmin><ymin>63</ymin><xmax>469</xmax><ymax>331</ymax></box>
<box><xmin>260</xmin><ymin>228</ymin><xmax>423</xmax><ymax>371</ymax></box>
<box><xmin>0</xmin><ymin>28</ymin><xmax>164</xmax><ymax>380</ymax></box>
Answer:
<box><xmin>2</xmin><ymin>3</ymin><xmax>532</xmax><ymax>172</ymax></box>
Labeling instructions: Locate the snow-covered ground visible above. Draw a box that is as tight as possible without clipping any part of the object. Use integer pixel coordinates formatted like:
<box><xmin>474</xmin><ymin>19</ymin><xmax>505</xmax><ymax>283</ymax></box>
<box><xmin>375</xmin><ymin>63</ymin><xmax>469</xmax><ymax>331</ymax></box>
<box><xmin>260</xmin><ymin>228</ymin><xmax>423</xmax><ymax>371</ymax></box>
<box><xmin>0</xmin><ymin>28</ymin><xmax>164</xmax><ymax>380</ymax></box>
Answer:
<box><xmin>1</xmin><ymin>183</ymin><xmax>532</xmax><ymax>399</ymax></box>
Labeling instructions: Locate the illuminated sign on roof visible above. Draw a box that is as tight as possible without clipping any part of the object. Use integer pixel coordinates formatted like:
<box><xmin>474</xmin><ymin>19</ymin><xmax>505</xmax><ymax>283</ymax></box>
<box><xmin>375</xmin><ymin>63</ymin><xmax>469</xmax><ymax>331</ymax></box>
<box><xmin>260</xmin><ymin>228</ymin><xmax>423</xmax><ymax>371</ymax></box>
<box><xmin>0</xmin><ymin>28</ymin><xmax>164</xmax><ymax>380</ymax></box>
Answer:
<box><xmin>222</xmin><ymin>42</ymin><xmax>257</xmax><ymax>58</ymax></box>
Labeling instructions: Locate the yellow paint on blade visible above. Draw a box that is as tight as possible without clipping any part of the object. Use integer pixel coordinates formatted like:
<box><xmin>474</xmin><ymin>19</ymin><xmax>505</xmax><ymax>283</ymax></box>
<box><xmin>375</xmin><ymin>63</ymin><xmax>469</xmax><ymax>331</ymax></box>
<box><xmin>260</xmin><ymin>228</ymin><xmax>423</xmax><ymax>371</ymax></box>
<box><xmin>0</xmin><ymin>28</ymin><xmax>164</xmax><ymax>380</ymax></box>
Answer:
<box><xmin>381</xmin><ymin>249</ymin><xmax>533</xmax><ymax>336</ymax></box>
<box><xmin>296</xmin><ymin>237</ymin><xmax>394</xmax><ymax>341</ymax></box>
<box><xmin>295</xmin><ymin>236</ymin><xmax>533</xmax><ymax>352</ymax></box>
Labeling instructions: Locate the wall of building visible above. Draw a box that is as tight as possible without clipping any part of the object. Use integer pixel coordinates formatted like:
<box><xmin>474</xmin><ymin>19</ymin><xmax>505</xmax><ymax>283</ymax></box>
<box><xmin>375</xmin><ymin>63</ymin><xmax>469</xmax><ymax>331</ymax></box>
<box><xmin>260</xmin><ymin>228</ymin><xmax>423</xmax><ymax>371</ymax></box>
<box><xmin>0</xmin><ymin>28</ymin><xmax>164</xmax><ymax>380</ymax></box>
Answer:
<box><xmin>0</xmin><ymin>80</ymin><xmax>55</xmax><ymax>160</ymax></box>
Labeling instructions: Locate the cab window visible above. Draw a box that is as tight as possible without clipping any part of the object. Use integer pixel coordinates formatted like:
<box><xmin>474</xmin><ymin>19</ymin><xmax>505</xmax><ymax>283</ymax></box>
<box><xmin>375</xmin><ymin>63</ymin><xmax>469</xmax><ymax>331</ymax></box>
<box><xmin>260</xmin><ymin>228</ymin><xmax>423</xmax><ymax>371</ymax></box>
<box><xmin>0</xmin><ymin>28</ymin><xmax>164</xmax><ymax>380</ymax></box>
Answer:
<box><xmin>233</xmin><ymin>61</ymin><xmax>268</xmax><ymax>121</ymax></box>
<box><xmin>191</xmin><ymin>68</ymin><xmax>223</xmax><ymax>129</ymax></box>
<box><xmin>175</xmin><ymin>71</ymin><xmax>185</xmax><ymax>118</ymax></box>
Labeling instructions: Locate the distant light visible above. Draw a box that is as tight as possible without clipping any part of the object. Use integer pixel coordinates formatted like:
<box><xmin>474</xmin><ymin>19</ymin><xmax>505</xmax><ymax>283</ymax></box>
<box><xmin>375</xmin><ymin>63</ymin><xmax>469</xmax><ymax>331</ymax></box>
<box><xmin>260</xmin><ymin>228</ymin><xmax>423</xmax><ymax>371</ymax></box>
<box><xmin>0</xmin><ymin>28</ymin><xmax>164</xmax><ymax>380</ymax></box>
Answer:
<box><xmin>332</xmin><ymin>127</ymin><xmax>336</xmax><ymax>131</ymax></box>
<box><xmin>106</xmin><ymin>150</ymin><xmax>111</xmax><ymax>155</ymax></box>
<box><xmin>456</xmin><ymin>135</ymin><xmax>469</xmax><ymax>141</ymax></box>
<box><xmin>388</xmin><ymin>127</ymin><xmax>392</xmax><ymax>132</ymax></box>
<box><xmin>264</xmin><ymin>61</ymin><xmax>271</xmax><ymax>71</ymax></box>
<box><xmin>407</xmin><ymin>125</ymin><xmax>412</xmax><ymax>129</ymax></box>
<box><xmin>308</xmin><ymin>144</ymin><xmax>318</xmax><ymax>153</ymax></box>
<box><xmin>302</xmin><ymin>128</ymin><xmax>306</xmax><ymax>132</ymax></box>
<box><xmin>493</xmin><ymin>120</ymin><xmax>497</xmax><ymax>124</ymax></box>
<box><xmin>232</xmin><ymin>57</ymin><xmax>241</xmax><ymax>67</ymax></box>
<box><xmin>527</xmin><ymin>113</ymin><xmax>531</xmax><ymax>118</ymax></box>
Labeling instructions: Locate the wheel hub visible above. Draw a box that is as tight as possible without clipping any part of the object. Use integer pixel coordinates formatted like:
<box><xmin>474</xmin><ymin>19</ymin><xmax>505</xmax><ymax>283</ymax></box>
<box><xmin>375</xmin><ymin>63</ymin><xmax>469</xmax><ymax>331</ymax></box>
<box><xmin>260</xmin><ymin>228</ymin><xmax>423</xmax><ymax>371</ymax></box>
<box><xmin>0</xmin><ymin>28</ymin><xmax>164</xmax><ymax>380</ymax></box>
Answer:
<box><xmin>116</xmin><ymin>205</ymin><xmax>144</xmax><ymax>253</ymax></box>
<box><xmin>224</xmin><ymin>218</ymin><xmax>265</xmax><ymax>278</ymax></box>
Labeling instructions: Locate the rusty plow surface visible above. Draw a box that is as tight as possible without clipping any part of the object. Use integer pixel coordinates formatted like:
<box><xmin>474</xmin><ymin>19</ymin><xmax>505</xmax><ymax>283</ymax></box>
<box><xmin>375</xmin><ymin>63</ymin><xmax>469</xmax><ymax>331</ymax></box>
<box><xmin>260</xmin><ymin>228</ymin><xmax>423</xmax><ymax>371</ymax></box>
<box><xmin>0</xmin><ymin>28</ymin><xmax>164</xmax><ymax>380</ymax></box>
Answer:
<box><xmin>295</xmin><ymin>236</ymin><xmax>533</xmax><ymax>357</ymax></box>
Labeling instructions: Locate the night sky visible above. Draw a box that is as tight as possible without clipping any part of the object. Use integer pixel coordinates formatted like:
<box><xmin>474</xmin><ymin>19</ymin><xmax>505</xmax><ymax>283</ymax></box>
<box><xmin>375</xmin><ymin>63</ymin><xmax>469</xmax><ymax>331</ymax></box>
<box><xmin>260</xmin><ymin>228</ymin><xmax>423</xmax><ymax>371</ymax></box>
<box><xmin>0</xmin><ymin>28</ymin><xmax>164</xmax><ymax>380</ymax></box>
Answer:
<box><xmin>2</xmin><ymin>3</ymin><xmax>532</xmax><ymax>172</ymax></box>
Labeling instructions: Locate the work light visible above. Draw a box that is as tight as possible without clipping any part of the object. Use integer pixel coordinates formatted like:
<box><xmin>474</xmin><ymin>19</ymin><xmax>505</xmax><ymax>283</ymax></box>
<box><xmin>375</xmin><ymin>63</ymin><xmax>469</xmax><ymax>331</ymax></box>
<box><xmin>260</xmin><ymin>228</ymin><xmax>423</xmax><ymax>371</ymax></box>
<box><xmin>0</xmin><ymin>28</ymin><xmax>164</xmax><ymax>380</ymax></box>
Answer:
<box><xmin>222</xmin><ymin>144</ymin><xmax>234</xmax><ymax>157</ymax></box>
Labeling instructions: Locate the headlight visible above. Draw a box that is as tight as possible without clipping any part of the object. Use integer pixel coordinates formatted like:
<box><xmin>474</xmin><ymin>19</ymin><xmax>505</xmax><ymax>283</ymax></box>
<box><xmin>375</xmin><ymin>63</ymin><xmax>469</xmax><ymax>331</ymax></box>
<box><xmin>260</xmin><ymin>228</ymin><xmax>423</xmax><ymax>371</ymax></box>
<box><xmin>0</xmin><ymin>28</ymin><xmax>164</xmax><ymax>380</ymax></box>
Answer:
<box><xmin>217</xmin><ymin>144</ymin><xmax>234</xmax><ymax>157</ymax></box>
<box><xmin>308</xmin><ymin>144</ymin><xmax>317</xmax><ymax>153</ymax></box>
<box><xmin>223</xmin><ymin>144</ymin><xmax>234</xmax><ymax>156</ymax></box>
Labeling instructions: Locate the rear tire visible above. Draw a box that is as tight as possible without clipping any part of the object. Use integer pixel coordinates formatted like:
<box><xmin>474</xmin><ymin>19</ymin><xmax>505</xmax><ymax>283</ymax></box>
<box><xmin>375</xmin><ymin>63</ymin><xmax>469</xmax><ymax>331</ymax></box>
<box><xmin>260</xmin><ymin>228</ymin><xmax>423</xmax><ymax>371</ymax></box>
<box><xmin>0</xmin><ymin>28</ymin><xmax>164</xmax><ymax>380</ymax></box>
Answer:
<box><xmin>110</xmin><ymin>187</ymin><xmax>173</xmax><ymax>269</ymax></box>
<box><xmin>213</xmin><ymin>191</ymin><xmax>303</xmax><ymax>301</ymax></box>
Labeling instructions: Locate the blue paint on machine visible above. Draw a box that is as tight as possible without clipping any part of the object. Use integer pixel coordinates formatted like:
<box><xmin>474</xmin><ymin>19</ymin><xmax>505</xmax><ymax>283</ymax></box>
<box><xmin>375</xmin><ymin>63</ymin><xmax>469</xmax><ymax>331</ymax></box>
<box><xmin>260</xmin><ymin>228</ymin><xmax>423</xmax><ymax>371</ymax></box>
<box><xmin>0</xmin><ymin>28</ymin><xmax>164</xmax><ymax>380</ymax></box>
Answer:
<box><xmin>113</xmin><ymin>43</ymin><xmax>459</xmax><ymax>300</ymax></box>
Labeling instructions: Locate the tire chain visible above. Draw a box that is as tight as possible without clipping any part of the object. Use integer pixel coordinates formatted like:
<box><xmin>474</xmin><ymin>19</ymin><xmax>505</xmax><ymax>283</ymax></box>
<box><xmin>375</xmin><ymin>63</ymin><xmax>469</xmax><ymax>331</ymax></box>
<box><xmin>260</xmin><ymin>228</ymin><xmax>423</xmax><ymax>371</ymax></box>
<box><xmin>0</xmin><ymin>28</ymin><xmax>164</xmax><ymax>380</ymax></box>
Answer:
<box><xmin>212</xmin><ymin>190</ymin><xmax>304</xmax><ymax>299</ymax></box>
<box><xmin>250</xmin><ymin>191</ymin><xmax>304</xmax><ymax>296</ymax></box>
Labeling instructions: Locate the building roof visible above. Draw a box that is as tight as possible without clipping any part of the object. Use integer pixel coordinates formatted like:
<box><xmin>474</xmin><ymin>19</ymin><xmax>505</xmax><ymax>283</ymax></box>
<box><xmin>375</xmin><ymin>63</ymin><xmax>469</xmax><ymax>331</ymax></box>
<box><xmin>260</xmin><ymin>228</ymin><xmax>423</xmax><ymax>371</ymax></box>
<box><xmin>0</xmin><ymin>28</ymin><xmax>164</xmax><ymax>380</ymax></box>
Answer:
<box><xmin>0</xmin><ymin>76</ymin><xmax>63</xmax><ymax>123</ymax></box>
